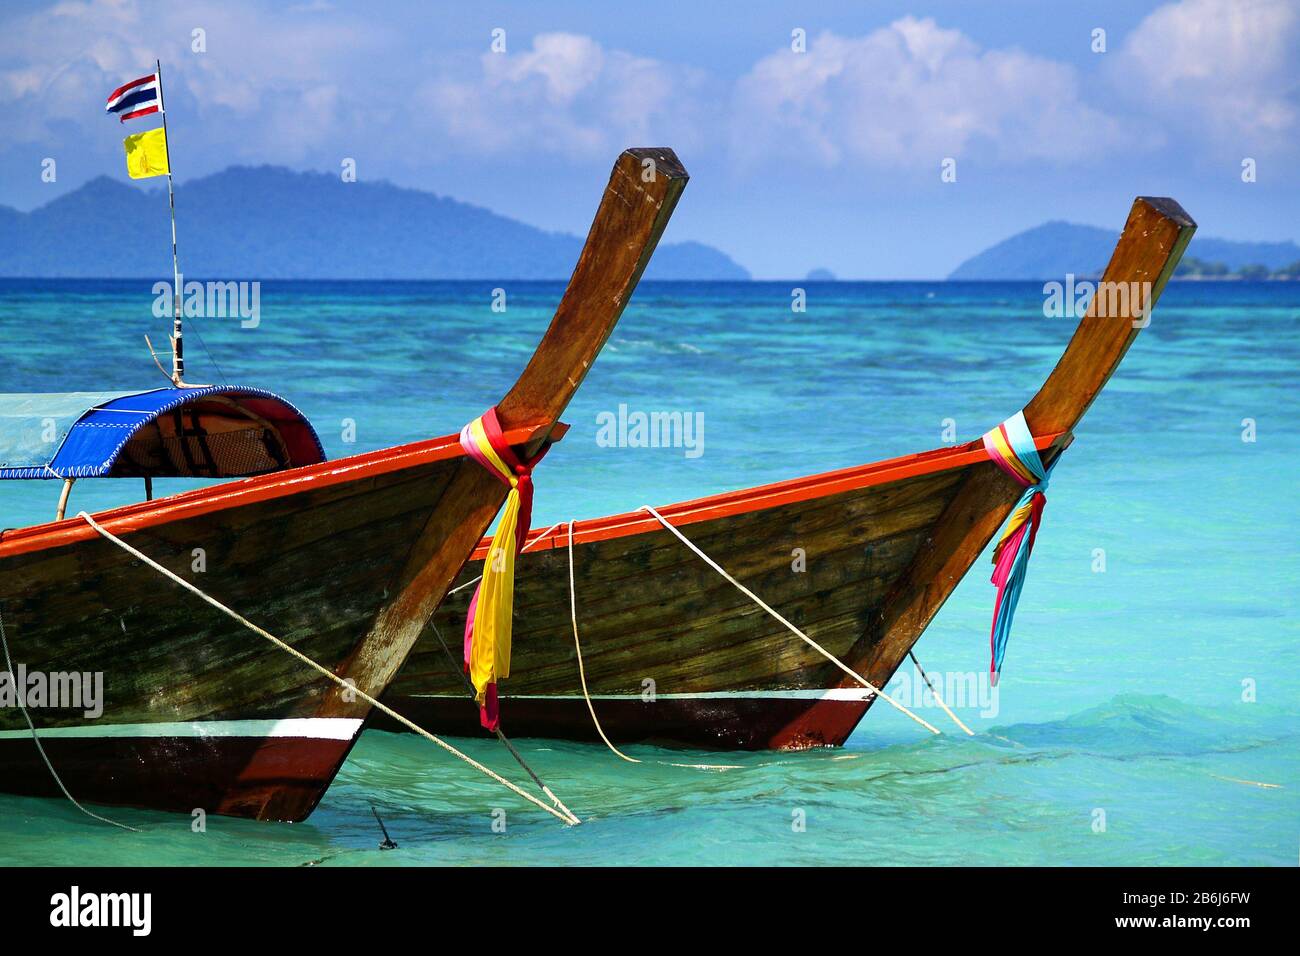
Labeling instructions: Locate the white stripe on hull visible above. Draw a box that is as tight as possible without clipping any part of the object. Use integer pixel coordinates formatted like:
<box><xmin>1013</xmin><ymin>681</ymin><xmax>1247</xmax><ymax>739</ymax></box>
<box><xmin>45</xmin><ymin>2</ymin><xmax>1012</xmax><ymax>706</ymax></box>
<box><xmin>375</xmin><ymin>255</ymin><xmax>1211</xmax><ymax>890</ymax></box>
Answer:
<box><xmin>408</xmin><ymin>688</ymin><xmax>876</xmax><ymax>702</ymax></box>
<box><xmin>0</xmin><ymin>717</ymin><xmax>363</xmax><ymax>741</ymax></box>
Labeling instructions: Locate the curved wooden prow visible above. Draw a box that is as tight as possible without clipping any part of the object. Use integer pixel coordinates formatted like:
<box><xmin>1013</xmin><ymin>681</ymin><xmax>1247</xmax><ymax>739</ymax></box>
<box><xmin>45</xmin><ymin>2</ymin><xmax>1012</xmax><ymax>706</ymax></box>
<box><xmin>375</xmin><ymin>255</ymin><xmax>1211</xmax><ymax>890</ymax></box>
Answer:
<box><xmin>497</xmin><ymin>147</ymin><xmax>689</xmax><ymax>456</ymax></box>
<box><xmin>291</xmin><ymin>149</ymin><xmax>690</xmax><ymax>791</ymax></box>
<box><xmin>781</xmin><ymin>197</ymin><xmax>1196</xmax><ymax>746</ymax></box>
<box><xmin>1024</xmin><ymin>197</ymin><xmax>1196</xmax><ymax>439</ymax></box>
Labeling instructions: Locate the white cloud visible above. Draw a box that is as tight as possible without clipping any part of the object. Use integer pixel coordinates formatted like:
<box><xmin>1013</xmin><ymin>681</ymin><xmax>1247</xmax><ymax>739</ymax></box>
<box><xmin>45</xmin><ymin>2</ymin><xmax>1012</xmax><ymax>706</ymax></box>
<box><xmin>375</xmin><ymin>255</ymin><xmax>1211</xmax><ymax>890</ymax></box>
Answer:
<box><xmin>0</xmin><ymin>3</ymin><xmax>713</xmax><ymax>173</ymax></box>
<box><xmin>488</xmin><ymin>33</ymin><xmax>607</xmax><ymax>104</ymax></box>
<box><xmin>0</xmin><ymin>0</ymin><xmax>385</xmax><ymax>156</ymax></box>
<box><xmin>417</xmin><ymin>33</ymin><xmax>714</xmax><ymax>160</ymax></box>
<box><xmin>1112</xmin><ymin>0</ymin><xmax>1298</xmax><ymax>148</ymax></box>
<box><xmin>730</xmin><ymin>17</ymin><xmax>1126</xmax><ymax>170</ymax></box>
<box><xmin>2</xmin><ymin>0</ymin><xmax>1295</xmax><ymax>197</ymax></box>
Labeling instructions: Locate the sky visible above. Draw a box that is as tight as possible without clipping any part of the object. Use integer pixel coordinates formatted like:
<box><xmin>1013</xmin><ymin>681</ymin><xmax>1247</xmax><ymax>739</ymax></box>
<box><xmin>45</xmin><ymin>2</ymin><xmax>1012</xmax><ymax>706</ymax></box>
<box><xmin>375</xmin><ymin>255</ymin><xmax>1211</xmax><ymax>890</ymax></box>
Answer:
<box><xmin>1</xmin><ymin>0</ymin><xmax>1297</xmax><ymax>278</ymax></box>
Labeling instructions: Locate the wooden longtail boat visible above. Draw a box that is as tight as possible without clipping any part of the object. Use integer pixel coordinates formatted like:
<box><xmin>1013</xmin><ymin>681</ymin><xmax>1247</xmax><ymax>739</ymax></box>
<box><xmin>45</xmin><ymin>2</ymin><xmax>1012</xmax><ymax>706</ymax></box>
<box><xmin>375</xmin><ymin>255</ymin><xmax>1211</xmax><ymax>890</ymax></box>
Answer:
<box><xmin>383</xmin><ymin>197</ymin><xmax>1196</xmax><ymax>750</ymax></box>
<box><xmin>0</xmin><ymin>147</ymin><xmax>688</xmax><ymax>819</ymax></box>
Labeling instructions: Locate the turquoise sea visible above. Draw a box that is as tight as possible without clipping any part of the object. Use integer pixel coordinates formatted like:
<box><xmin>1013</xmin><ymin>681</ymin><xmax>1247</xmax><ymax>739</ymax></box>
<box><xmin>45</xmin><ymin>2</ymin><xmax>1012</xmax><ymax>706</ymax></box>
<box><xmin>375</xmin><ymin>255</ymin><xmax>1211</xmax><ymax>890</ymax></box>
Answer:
<box><xmin>0</xmin><ymin>278</ymin><xmax>1296</xmax><ymax>866</ymax></box>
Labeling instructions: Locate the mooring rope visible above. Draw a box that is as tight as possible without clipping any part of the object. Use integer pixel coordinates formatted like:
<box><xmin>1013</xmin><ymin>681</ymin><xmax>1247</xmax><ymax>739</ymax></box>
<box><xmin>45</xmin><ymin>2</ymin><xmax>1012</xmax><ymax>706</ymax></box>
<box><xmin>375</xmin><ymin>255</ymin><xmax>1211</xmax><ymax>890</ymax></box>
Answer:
<box><xmin>0</xmin><ymin>604</ymin><xmax>139</xmax><ymax>831</ymax></box>
<box><xmin>907</xmin><ymin>650</ymin><xmax>975</xmax><ymax>736</ymax></box>
<box><xmin>564</xmin><ymin>521</ymin><xmax>743</xmax><ymax>771</ymax></box>
<box><xmin>425</xmin><ymin>617</ymin><xmax>580</xmax><ymax>815</ymax></box>
<box><xmin>565</xmin><ymin>521</ymin><xmax>642</xmax><ymax>763</ymax></box>
<box><xmin>638</xmin><ymin>505</ymin><xmax>941</xmax><ymax>735</ymax></box>
<box><xmin>76</xmin><ymin>511</ymin><xmax>581</xmax><ymax>826</ymax></box>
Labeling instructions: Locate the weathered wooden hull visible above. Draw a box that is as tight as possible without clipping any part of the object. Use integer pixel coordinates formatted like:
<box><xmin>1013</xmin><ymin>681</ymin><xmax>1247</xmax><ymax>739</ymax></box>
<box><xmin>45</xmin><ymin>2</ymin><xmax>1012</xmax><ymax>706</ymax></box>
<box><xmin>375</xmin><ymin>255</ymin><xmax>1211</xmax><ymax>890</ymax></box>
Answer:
<box><xmin>0</xmin><ymin>147</ymin><xmax>691</xmax><ymax>820</ymax></box>
<box><xmin>382</xmin><ymin>683</ymin><xmax>875</xmax><ymax>751</ymax></box>
<box><xmin>0</xmin><ymin>724</ymin><xmax>356</xmax><ymax>819</ymax></box>
<box><xmin>0</xmin><ymin>435</ymin><xmax>499</xmax><ymax>820</ymax></box>
<box><xmin>385</xmin><ymin>196</ymin><xmax>1198</xmax><ymax>751</ymax></box>
<box><xmin>382</xmin><ymin>439</ymin><xmax>1058</xmax><ymax>749</ymax></box>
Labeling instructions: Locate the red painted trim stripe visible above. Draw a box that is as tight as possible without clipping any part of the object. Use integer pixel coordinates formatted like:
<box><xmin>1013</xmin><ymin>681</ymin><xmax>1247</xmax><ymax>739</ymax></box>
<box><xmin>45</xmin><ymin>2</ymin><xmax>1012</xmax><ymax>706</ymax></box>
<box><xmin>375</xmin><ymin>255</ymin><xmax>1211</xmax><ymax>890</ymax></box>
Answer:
<box><xmin>0</xmin><ymin>421</ymin><xmax>555</xmax><ymax>560</ymax></box>
<box><xmin>471</xmin><ymin>431</ymin><xmax>1067</xmax><ymax>558</ymax></box>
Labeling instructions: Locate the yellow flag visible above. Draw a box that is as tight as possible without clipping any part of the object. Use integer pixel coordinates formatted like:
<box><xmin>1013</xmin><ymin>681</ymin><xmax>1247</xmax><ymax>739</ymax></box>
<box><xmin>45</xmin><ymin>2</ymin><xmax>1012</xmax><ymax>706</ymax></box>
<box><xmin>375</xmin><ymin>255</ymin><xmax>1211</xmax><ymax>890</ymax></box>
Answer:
<box><xmin>123</xmin><ymin>127</ymin><xmax>169</xmax><ymax>179</ymax></box>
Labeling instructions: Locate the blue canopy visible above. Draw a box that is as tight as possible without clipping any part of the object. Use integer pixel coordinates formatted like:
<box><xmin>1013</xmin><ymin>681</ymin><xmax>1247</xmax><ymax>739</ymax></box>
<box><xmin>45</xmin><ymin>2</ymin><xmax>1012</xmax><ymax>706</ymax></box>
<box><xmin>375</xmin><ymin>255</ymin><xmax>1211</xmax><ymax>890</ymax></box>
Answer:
<box><xmin>0</xmin><ymin>386</ymin><xmax>326</xmax><ymax>480</ymax></box>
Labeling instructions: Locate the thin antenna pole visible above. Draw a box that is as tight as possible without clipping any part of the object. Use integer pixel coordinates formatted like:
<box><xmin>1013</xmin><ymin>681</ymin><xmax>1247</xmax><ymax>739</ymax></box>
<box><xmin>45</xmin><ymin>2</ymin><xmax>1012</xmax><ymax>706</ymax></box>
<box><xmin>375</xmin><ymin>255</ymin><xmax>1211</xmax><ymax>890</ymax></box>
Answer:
<box><xmin>156</xmin><ymin>58</ymin><xmax>183</xmax><ymax>386</ymax></box>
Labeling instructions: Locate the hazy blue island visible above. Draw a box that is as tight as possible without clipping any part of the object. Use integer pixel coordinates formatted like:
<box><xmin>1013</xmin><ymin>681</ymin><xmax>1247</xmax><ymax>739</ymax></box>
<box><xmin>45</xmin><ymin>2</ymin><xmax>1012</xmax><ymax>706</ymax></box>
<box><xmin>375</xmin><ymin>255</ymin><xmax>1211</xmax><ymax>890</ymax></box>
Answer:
<box><xmin>1174</xmin><ymin>256</ymin><xmax>1300</xmax><ymax>280</ymax></box>
<box><xmin>949</xmin><ymin>220</ymin><xmax>1300</xmax><ymax>280</ymax></box>
<box><xmin>0</xmin><ymin>166</ymin><xmax>750</xmax><ymax>280</ymax></box>
<box><xmin>4</xmin><ymin>174</ymin><xmax>1296</xmax><ymax>283</ymax></box>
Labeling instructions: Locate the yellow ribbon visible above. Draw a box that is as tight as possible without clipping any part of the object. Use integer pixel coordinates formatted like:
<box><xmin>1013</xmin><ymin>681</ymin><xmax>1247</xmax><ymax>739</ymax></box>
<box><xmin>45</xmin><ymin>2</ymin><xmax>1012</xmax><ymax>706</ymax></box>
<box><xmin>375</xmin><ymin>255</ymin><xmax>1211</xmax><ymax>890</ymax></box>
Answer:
<box><xmin>458</xmin><ymin>413</ymin><xmax>539</xmax><ymax>724</ymax></box>
<box><xmin>468</xmin><ymin>483</ymin><xmax>521</xmax><ymax>704</ymax></box>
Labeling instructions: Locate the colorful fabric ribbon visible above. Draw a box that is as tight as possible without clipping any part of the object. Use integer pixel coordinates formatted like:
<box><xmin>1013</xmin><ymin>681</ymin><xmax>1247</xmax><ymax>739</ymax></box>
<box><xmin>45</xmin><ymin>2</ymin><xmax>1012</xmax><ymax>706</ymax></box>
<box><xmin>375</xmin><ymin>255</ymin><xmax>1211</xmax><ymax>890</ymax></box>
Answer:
<box><xmin>458</xmin><ymin>408</ymin><xmax>547</xmax><ymax>731</ymax></box>
<box><xmin>981</xmin><ymin>411</ymin><xmax>1054</xmax><ymax>686</ymax></box>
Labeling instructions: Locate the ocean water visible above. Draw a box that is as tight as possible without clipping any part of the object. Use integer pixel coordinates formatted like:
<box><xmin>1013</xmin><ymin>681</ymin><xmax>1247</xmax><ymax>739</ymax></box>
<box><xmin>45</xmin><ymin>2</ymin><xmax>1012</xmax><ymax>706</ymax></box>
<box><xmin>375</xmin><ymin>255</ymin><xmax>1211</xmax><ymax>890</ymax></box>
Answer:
<box><xmin>0</xmin><ymin>278</ymin><xmax>1296</xmax><ymax>866</ymax></box>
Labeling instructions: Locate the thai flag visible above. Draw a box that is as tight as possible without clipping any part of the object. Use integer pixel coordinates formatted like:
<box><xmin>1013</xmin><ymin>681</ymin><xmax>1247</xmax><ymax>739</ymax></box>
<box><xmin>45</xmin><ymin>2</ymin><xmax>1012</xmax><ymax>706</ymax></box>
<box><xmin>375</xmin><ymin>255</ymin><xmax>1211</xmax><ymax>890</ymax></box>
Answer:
<box><xmin>106</xmin><ymin>73</ymin><xmax>161</xmax><ymax>122</ymax></box>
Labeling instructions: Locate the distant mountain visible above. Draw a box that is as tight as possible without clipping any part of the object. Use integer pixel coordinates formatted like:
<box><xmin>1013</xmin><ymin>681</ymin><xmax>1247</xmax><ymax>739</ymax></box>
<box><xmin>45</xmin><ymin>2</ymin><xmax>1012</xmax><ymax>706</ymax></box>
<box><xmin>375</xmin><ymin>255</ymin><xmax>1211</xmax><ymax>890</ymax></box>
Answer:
<box><xmin>949</xmin><ymin>220</ymin><xmax>1300</xmax><ymax>280</ymax></box>
<box><xmin>0</xmin><ymin>167</ymin><xmax>750</xmax><ymax>280</ymax></box>
<box><xmin>805</xmin><ymin>267</ymin><xmax>837</xmax><ymax>281</ymax></box>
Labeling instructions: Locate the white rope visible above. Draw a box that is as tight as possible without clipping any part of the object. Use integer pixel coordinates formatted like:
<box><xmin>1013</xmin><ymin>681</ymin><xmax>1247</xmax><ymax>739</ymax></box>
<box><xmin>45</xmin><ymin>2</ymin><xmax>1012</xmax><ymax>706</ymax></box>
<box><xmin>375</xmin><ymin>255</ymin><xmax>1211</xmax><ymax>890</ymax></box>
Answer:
<box><xmin>76</xmin><ymin>511</ymin><xmax>581</xmax><ymax>826</ymax></box>
<box><xmin>566</xmin><ymin>521</ymin><xmax>642</xmax><ymax>763</ymax></box>
<box><xmin>908</xmin><ymin>650</ymin><xmax>975</xmax><ymax>736</ymax></box>
<box><xmin>564</xmin><ymin>522</ymin><xmax>743</xmax><ymax>772</ymax></box>
<box><xmin>638</xmin><ymin>504</ymin><xmax>941</xmax><ymax>735</ymax></box>
<box><xmin>423</xmin><ymin>618</ymin><xmax>579</xmax><ymax>820</ymax></box>
<box><xmin>0</xmin><ymin>605</ymin><xmax>139</xmax><ymax>832</ymax></box>
<box><xmin>448</xmin><ymin>521</ymin><xmax>564</xmax><ymax>596</ymax></box>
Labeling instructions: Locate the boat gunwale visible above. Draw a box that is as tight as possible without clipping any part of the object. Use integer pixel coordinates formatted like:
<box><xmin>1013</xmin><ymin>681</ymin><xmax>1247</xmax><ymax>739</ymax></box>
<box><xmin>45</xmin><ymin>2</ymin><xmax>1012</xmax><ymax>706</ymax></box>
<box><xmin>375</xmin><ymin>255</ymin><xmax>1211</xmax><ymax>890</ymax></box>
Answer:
<box><xmin>0</xmin><ymin>421</ymin><xmax>557</xmax><ymax>560</ymax></box>
<box><xmin>479</xmin><ymin>430</ymin><xmax>1066</xmax><ymax>558</ymax></box>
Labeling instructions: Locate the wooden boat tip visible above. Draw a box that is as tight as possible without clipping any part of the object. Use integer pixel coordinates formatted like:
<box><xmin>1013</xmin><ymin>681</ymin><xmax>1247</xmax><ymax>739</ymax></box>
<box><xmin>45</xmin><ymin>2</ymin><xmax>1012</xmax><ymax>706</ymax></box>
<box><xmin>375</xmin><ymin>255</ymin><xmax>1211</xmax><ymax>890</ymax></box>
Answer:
<box><xmin>1135</xmin><ymin>195</ymin><xmax>1196</xmax><ymax>229</ymax></box>
<box><xmin>1023</xmin><ymin>194</ymin><xmax>1196</xmax><ymax>438</ymax></box>
<box><xmin>496</xmin><ymin>147</ymin><xmax>689</xmax><ymax>456</ymax></box>
<box><xmin>621</xmin><ymin>146</ymin><xmax>688</xmax><ymax>180</ymax></box>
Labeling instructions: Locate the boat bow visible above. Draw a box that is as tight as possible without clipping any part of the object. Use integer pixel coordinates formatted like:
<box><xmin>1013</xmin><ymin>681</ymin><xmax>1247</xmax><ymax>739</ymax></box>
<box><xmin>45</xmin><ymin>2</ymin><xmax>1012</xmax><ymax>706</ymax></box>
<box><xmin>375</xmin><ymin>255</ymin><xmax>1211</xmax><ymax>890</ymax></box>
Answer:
<box><xmin>0</xmin><ymin>148</ymin><xmax>688</xmax><ymax>821</ymax></box>
<box><xmin>820</xmin><ymin>197</ymin><xmax>1196</xmax><ymax>732</ymax></box>
<box><xmin>378</xmin><ymin>198</ymin><xmax>1196</xmax><ymax>754</ymax></box>
<box><xmin>309</xmin><ymin>149</ymin><xmax>689</xmax><ymax>742</ymax></box>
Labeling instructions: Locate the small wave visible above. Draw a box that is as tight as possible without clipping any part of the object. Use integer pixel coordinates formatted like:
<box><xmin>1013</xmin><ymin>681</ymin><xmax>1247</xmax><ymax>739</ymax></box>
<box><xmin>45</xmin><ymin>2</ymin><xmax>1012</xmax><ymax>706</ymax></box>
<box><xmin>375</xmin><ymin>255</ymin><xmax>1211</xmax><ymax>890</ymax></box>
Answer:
<box><xmin>985</xmin><ymin>693</ymin><xmax>1294</xmax><ymax>758</ymax></box>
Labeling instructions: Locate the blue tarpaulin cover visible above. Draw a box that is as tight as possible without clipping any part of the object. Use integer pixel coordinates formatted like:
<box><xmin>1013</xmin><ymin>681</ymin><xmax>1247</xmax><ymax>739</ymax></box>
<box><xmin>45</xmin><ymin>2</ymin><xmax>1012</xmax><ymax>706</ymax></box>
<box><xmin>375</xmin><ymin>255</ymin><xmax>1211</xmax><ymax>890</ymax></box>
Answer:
<box><xmin>0</xmin><ymin>386</ymin><xmax>326</xmax><ymax>480</ymax></box>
